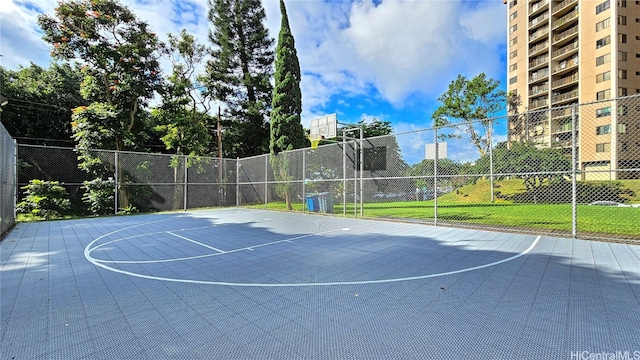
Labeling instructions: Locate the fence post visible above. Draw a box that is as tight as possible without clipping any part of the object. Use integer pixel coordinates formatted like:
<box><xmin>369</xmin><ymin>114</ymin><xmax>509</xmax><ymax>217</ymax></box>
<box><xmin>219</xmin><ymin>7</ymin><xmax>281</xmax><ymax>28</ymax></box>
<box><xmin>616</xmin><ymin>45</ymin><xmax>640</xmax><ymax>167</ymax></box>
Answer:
<box><xmin>359</xmin><ymin>127</ymin><xmax>363</xmax><ymax>218</ymax></box>
<box><xmin>264</xmin><ymin>155</ymin><xmax>268</xmax><ymax>209</ymax></box>
<box><xmin>489</xmin><ymin>119</ymin><xmax>495</xmax><ymax>203</ymax></box>
<box><xmin>571</xmin><ymin>104</ymin><xmax>578</xmax><ymax>238</ymax></box>
<box><xmin>183</xmin><ymin>155</ymin><xmax>188</xmax><ymax>211</ymax></box>
<box><xmin>302</xmin><ymin>149</ymin><xmax>306</xmax><ymax>213</ymax></box>
<box><xmin>236</xmin><ymin>157</ymin><xmax>240</xmax><ymax>207</ymax></box>
<box><xmin>342</xmin><ymin>133</ymin><xmax>346</xmax><ymax>215</ymax></box>
<box><xmin>434</xmin><ymin>127</ymin><xmax>438</xmax><ymax>226</ymax></box>
<box><xmin>114</xmin><ymin>151</ymin><xmax>118</xmax><ymax>215</ymax></box>
<box><xmin>13</xmin><ymin>139</ymin><xmax>17</xmax><ymax>222</ymax></box>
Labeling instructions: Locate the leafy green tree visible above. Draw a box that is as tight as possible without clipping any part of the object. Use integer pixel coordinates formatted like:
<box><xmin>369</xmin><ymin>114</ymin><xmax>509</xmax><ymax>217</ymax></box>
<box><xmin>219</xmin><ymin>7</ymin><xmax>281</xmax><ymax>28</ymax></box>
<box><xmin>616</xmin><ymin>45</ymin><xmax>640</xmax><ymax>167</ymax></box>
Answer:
<box><xmin>0</xmin><ymin>63</ymin><xmax>86</xmax><ymax>145</ymax></box>
<box><xmin>269</xmin><ymin>0</ymin><xmax>306</xmax><ymax>210</ymax></box>
<box><xmin>38</xmin><ymin>0</ymin><xmax>163</xmax><ymax>209</ymax></box>
<box><xmin>474</xmin><ymin>141</ymin><xmax>571</xmax><ymax>192</ymax></box>
<box><xmin>154</xmin><ymin>29</ymin><xmax>211</xmax><ymax>157</ymax></box>
<box><xmin>153</xmin><ymin>29</ymin><xmax>212</xmax><ymax>209</ymax></box>
<box><xmin>432</xmin><ymin>73</ymin><xmax>509</xmax><ymax>157</ymax></box>
<box><xmin>205</xmin><ymin>0</ymin><xmax>274</xmax><ymax>158</ymax></box>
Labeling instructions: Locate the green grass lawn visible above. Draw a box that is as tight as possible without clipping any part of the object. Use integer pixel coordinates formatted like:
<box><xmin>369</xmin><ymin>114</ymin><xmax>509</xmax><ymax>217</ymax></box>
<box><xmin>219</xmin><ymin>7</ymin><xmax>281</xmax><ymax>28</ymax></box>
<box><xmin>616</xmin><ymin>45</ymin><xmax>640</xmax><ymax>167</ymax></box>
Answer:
<box><xmin>252</xmin><ymin>199</ymin><xmax>639</xmax><ymax>238</ymax></box>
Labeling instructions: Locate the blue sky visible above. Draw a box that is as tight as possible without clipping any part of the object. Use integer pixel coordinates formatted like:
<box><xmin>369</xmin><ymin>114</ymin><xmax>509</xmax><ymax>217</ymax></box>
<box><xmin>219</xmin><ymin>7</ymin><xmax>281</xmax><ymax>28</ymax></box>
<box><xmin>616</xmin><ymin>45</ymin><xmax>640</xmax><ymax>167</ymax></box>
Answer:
<box><xmin>1</xmin><ymin>0</ymin><xmax>508</xmax><ymax>160</ymax></box>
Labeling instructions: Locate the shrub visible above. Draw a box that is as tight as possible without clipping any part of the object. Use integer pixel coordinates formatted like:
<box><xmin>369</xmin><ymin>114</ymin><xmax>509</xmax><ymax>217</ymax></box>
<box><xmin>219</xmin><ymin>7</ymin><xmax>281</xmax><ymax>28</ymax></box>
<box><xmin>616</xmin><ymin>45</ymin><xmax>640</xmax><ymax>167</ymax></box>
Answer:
<box><xmin>82</xmin><ymin>178</ymin><xmax>115</xmax><ymax>215</ymax></box>
<box><xmin>16</xmin><ymin>180</ymin><xmax>71</xmax><ymax>220</ymax></box>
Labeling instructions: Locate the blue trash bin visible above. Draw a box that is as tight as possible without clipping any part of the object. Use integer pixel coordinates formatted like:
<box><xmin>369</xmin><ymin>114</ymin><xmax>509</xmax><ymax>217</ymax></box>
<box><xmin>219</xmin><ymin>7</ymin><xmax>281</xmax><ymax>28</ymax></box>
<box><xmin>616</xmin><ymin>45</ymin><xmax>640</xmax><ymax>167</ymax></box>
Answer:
<box><xmin>305</xmin><ymin>194</ymin><xmax>319</xmax><ymax>212</ymax></box>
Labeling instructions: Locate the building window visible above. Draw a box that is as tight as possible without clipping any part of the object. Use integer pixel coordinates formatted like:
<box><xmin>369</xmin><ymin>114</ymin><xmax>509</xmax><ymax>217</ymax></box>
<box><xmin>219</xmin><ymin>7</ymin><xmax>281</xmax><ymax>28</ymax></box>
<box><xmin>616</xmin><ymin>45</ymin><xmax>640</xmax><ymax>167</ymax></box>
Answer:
<box><xmin>618</xmin><ymin>124</ymin><xmax>627</xmax><ymax>133</ymax></box>
<box><xmin>619</xmin><ymin>51</ymin><xmax>627</xmax><ymax>61</ymax></box>
<box><xmin>596</xmin><ymin>143</ymin><xmax>611</xmax><ymax>153</ymax></box>
<box><xmin>510</xmin><ymin>11</ymin><xmax>518</xmax><ymax>21</ymax></box>
<box><xmin>509</xmin><ymin>0</ymin><xmax>517</xmax><ymax>9</ymax></box>
<box><xmin>509</xmin><ymin>63</ymin><xmax>518</xmax><ymax>72</ymax></box>
<box><xmin>596</xmin><ymin>107</ymin><xmax>612</xmax><ymax>117</ymax></box>
<box><xmin>596</xmin><ymin>53</ymin><xmax>611</xmax><ymax>66</ymax></box>
<box><xmin>596</xmin><ymin>0</ymin><xmax>611</xmax><ymax>14</ymax></box>
<box><xmin>597</xmin><ymin>89</ymin><xmax>611</xmax><ymax>100</ymax></box>
<box><xmin>509</xmin><ymin>76</ymin><xmax>518</xmax><ymax>84</ymax></box>
<box><xmin>618</xmin><ymin>15</ymin><xmax>627</xmax><ymax>25</ymax></box>
<box><xmin>618</xmin><ymin>33</ymin><xmax>627</xmax><ymax>43</ymax></box>
<box><xmin>596</xmin><ymin>18</ymin><xmax>611</xmax><ymax>32</ymax></box>
<box><xmin>510</xmin><ymin>50</ymin><xmax>518</xmax><ymax>59</ymax></box>
<box><xmin>618</xmin><ymin>88</ymin><xmax>628</xmax><ymax>96</ymax></box>
<box><xmin>619</xmin><ymin>69</ymin><xmax>627</xmax><ymax>79</ymax></box>
<box><xmin>596</xmin><ymin>71</ymin><xmax>611</xmax><ymax>83</ymax></box>
<box><xmin>619</xmin><ymin>105</ymin><xmax>628</xmax><ymax>115</ymax></box>
<box><xmin>618</xmin><ymin>0</ymin><xmax>626</xmax><ymax>6</ymax></box>
<box><xmin>510</xmin><ymin>24</ymin><xmax>518</xmax><ymax>33</ymax></box>
<box><xmin>596</xmin><ymin>36</ymin><xmax>611</xmax><ymax>48</ymax></box>
<box><xmin>597</xmin><ymin>125</ymin><xmax>611</xmax><ymax>135</ymax></box>
<box><xmin>510</xmin><ymin>37</ymin><xmax>518</xmax><ymax>46</ymax></box>
<box><xmin>620</xmin><ymin>142</ymin><xmax>628</xmax><ymax>152</ymax></box>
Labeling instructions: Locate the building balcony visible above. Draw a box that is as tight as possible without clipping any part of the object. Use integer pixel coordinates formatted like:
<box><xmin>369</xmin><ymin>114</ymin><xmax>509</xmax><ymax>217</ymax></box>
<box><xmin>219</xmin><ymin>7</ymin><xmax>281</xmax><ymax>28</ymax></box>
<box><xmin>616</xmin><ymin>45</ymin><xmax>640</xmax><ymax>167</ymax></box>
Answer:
<box><xmin>552</xmin><ymin>9</ymin><xmax>578</xmax><ymax>31</ymax></box>
<box><xmin>552</xmin><ymin>88</ymin><xmax>578</xmax><ymax>105</ymax></box>
<box><xmin>552</xmin><ymin>71</ymin><xmax>579</xmax><ymax>90</ymax></box>
<box><xmin>529</xmin><ymin>97</ymin><xmax>549</xmax><ymax>109</ymax></box>
<box><xmin>551</xmin><ymin>40</ymin><xmax>579</xmax><ymax>60</ymax></box>
<box><xmin>530</xmin><ymin>27</ymin><xmax>550</xmax><ymax>42</ymax></box>
<box><xmin>530</xmin><ymin>82</ymin><xmax>550</xmax><ymax>96</ymax></box>
<box><xmin>552</xmin><ymin>25</ymin><xmax>578</xmax><ymax>46</ymax></box>
<box><xmin>552</xmin><ymin>0</ymin><xmax>578</xmax><ymax>16</ymax></box>
<box><xmin>530</xmin><ymin>0</ymin><xmax>549</xmax><ymax>16</ymax></box>
<box><xmin>529</xmin><ymin>55</ymin><xmax>549</xmax><ymax>70</ymax></box>
<box><xmin>530</xmin><ymin>70</ymin><xmax>550</xmax><ymax>84</ymax></box>
<box><xmin>530</xmin><ymin>42</ymin><xmax>549</xmax><ymax>57</ymax></box>
<box><xmin>552</xmin><ymin>55</ymin><xmax>578</xmax><ymax>75</ymax></box>
<box><xmin>529</xmin><ymin>11</ymin><xmax>549</xmax><ymax>31</ymax></box>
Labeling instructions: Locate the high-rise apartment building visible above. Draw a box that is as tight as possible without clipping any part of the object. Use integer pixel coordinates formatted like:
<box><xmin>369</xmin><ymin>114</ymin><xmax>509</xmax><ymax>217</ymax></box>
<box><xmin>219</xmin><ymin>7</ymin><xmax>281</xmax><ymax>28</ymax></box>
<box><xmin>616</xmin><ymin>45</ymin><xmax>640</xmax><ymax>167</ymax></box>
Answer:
<box><xmin>505</xmin><ymin>0</ymin><xmax>640</xmax><ymax>179</ymax></box>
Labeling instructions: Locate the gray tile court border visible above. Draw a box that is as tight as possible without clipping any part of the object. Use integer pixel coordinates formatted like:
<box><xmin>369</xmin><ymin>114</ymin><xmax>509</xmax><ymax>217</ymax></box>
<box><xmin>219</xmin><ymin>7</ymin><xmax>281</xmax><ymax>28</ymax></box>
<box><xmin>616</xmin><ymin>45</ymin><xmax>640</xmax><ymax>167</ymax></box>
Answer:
<box><xmin>0</xmin><ymin>208</ymin><xmax>638</xmax><ymax>359</ymax></box>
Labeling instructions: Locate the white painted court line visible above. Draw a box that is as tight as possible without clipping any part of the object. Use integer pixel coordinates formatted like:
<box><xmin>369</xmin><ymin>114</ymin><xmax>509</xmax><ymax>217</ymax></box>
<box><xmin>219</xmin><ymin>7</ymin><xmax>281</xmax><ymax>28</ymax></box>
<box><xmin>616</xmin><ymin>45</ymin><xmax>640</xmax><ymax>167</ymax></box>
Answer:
<box><xmin>84</xmin><ymin>214</ymin><xmax>543</xmax><ymax>287</ymax></box>
<box><xmin>90</xmin><ymin>230</ymin><xmax>345</xmax><ymax>264</ymax></box>
<box><xmin>167</xmin><ymin>231</ymin><xmax>226</xmax><ymax>253</ymax></box>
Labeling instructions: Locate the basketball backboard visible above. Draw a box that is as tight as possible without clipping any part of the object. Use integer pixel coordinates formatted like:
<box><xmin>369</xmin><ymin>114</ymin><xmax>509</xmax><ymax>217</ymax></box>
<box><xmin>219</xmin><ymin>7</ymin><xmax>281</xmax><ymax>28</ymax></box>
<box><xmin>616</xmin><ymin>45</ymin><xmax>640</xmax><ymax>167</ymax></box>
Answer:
<box><xmin>310</xmin><ymin>114</ymin><xmax>337</xmax><ymax>138</ymax></box>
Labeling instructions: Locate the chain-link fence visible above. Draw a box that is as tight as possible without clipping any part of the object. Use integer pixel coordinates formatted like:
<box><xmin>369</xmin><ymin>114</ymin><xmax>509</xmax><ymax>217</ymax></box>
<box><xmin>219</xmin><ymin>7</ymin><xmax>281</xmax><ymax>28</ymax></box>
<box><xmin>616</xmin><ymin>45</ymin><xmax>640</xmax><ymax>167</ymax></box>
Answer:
<box><xmin>11</xmin><ymin>95</ymin><xmax>640</xmax><ymax>242</ymax></box>
<box><xmin>239</xmin><ymin>95</ymin><xmax>640</xmax><ymax>243</ymax></box>
<box><xmin>17</xmin><ymin>145</ymin><xmax>237</xmax><ymax>214</ymax></box>
<box><xmin>1</xmin><ymin>122</ymin><xmax>16</xmax><ymax>237</ymax></box>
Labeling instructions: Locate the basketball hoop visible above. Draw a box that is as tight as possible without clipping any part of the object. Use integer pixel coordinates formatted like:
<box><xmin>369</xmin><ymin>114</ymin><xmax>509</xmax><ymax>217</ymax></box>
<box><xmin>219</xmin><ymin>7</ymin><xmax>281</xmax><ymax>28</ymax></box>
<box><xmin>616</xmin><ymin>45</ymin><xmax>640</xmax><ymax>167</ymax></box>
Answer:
<box><xmin>308</xmin><ymin>134</ymin><xmax>324</xmax><ymax>149</ymax></box>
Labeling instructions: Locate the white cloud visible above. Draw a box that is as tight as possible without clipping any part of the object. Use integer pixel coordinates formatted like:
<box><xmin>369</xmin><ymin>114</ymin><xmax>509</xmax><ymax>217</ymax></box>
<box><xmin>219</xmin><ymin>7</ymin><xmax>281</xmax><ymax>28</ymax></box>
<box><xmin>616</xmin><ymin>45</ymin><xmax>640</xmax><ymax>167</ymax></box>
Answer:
<box><xmin>3</xmin><ymin>0</ymin><xmax>507</xmax><ymax>129</ymax></box>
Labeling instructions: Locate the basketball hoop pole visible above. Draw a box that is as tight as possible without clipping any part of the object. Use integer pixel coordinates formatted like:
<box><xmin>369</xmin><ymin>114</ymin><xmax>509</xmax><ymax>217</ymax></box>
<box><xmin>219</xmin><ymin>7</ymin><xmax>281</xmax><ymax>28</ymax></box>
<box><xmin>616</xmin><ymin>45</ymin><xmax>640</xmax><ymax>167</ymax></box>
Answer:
<box><xmin>340</xmin><ymin>125</ymin><xmax>363</xmax><ymax>218</ymax></box>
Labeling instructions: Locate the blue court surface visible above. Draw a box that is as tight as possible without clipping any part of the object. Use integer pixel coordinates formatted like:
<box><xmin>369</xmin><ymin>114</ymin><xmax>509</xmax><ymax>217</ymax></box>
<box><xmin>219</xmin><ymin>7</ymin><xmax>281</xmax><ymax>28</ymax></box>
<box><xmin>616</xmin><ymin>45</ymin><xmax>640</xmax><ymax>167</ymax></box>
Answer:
<box><xmin>1</xmin><ymin>208</ymin><xmax>639</xmax><ymax>359</ymax></box>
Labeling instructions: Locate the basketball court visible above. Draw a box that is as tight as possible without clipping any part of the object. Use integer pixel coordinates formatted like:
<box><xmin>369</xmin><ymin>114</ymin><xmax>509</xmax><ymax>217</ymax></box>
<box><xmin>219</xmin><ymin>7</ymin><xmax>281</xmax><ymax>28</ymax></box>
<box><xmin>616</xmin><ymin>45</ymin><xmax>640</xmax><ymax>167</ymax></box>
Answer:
<box><xmin>1</xmin><ymin>208</ymin><xmax>639</xmax><ymax>359</ymax></box>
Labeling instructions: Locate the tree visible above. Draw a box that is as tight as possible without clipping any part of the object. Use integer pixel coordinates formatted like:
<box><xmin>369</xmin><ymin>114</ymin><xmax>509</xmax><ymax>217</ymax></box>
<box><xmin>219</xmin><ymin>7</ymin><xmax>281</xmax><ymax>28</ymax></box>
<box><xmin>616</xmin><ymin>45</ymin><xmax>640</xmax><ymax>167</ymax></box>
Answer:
<box><xmin>270</xmin><ymin>0</ymin><xmax>306</xmax><ymax>155</ymax></box>
<box><xmin>38</xmin><ymin>0</ymin><xmax>163</xmax><ymax>210</ymax></box>
<box><xmin>432</xmin><ymin>73</ymin><xmax>509</xmax><ymax>157</ymax></box>
<box><xmin>0</xmin><ymin>63</ymin><xmax>86</xmax><ymax>145</ymax></box>
<box><xmin>269</xmin><ymin>0</ymin><xmax>306</xmax><ymax>210</ymax></box>
<box><xmin>205</xmin><ymin>0</ymin><xmax>274</xmax><ymax>158</ymax></box>
<box><xmin>474</xmin><ymin>141</ymin><xmax>571</xmax><ymax>194</ymax></box>
<box><xmin>154</xmin><ymin>29</ymin><xmax>212</xmax><ymax>157</ymax></box>
<box><xmin>153</xmin><ymin>29</ymin><xmax>213</xmax><ymax>210</ymax></box>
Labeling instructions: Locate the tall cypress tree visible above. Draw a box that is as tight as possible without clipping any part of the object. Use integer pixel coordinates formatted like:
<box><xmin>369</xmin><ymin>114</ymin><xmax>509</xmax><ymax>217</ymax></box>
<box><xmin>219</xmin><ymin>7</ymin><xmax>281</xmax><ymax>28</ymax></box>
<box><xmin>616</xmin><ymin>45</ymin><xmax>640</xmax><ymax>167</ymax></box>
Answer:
<box><xmin>270</xmin><ymin>0</ymin><xmax>306</xmax><ymax>210</ymax></box>
<box><xmin>205</xmin><ymin>0</ymin><xmax>274</xmax><ymax>158</ymax></box>
<box><xmin>270</xmin><ymin>0</ymin><xmax>307</xmax><ymax>155</ymax></box>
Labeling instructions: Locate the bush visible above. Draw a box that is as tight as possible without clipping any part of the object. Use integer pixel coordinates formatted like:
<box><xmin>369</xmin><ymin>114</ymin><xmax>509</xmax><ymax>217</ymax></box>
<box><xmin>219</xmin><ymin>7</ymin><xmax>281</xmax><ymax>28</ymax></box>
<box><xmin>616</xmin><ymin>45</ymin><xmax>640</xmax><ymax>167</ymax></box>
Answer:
<box><xmin>16</xmin><ymin>180</ymin><xmax>71</xmax><ymax>220</ymax></box>
<box><xmin>82</xmin><ymin>178</ymin><xmax>115</xmax><ymax>215</ymax></box>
